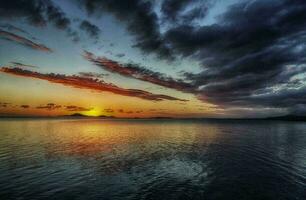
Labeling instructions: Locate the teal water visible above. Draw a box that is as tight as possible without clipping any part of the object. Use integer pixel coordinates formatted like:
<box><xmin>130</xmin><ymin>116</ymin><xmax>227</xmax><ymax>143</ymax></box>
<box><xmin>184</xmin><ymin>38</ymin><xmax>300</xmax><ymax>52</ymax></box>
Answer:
<box><xmin>0</xmin><ymin>119</ymin><xmax>305</xmax><ymax>200</ymax></box>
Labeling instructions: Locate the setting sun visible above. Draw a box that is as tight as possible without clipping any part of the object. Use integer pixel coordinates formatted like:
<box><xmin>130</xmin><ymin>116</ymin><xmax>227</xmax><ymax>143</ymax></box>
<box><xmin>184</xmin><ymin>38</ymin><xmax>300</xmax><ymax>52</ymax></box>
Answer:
<box><xmin>84</xmin><ymin>108</ymin><xmax>101</xmax><ymax>117</ymax></box>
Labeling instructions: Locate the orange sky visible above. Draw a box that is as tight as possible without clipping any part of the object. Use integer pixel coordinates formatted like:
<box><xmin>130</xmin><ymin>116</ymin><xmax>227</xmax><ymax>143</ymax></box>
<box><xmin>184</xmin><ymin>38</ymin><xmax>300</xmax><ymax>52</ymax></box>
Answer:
<box><xmin>0</xmin><ymin>70</ymin><xmax>219</xmax><ymax>118</ymax></box>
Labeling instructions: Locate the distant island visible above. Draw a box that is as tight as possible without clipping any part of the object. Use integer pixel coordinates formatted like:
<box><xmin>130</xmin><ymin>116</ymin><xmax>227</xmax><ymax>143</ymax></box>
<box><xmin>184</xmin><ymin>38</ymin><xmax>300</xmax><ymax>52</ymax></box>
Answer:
<box><xmin>67</xmin><ymin>113</ymin><xmax>116</xmax><ymax>118</ymax></box>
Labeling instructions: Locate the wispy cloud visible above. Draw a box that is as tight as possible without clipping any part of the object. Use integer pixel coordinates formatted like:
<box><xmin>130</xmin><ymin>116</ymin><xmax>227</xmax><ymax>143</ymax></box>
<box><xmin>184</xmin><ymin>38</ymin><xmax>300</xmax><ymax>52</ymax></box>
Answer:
<box><xmin>0</xmin><ymin>67</ymin><xmax>187</xmax><ymax>102</ymax></box>
<box><xmin>83</xmin><ymin>51</ymin><xmax>194</xmax><ymax>92</ymax></box>
<box><xmin>36</xmin><ymin>103</ymin><xmax>61</xmax><ymax>110</ymax></box>
<box><xmin>0</xmin><ymin>102</ymin><xmax>10</xmax><ymax>108</ymax></box>
<box><xmin>20</xmin><ymin>105</ymin><xmax>30</xmax><ymax>109</ymax></box>
<box><xmin>79</xmin><ymin>20</ymin><xmax>101</xmax><ymax>40</ymax></box>
<box><xmin>65</xmin><ymin>105</ymin><xmax>92</xmax><ymax>112</ymax></box>
<box><xmin>104</xmin><ymin>108</ymin><xmax>114</xmax><ymax>113</ymax></box>
<box><xmin>1</xmin><ymin>101</ymin><xmax>93</xmax><ymax>112</ymax></box>
<box><xmin>117</xmin><ymin>109</ymin><xmax>142</xmax><ymax>114</ymax></box>
<box><xmin>0</xmin><ymin>29</ymin><xmax>52</xmax><ymax>52</ymax></box>
<box><xmin>78</xmin><ymin>72</ymin><xmax>109</xmax><ymax>79</ymax></box>
<box><xmin>11</xmin><ymin>62</ymin><xmax>38</xmax><ymax>68</ymax></box>
<box><xmin>0</xmin><ymin>23</ymin><xmax>28</xmax><ymax>34</ymax></box>
<box><xmin>35</xmin><ymin>103</ymin><xmax>92</xmax><ymax>112</ymax></box>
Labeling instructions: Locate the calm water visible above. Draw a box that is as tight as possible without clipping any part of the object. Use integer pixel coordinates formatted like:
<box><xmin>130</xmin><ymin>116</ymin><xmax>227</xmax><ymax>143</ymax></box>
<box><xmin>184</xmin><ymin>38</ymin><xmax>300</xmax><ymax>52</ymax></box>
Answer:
<box><xmin>0</xmin><ymin>119</ymin><xmax>305</xmax><ymax>200</ymax></box>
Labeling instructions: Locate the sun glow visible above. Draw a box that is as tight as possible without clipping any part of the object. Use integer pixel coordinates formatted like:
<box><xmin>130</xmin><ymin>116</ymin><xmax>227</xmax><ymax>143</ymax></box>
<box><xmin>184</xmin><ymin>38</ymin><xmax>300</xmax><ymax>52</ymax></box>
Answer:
<box><xmin>84</xmin><ymin>108</ymin><xmax>101</xmax><ymax>117</ymax></box>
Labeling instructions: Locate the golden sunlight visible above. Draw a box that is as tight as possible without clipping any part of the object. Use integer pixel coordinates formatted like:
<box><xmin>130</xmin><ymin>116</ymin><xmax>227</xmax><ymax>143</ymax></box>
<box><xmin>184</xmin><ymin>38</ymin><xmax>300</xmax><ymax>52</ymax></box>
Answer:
<box><xmin>84</xmin><ymin>108</ymin><xmax>101</xmax><ymax>117</ymax></box>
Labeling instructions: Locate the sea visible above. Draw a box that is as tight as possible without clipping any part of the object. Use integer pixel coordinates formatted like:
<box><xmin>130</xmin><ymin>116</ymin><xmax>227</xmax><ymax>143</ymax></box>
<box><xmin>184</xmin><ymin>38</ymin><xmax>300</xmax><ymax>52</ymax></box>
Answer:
<box><xmin>0</xmin><ymin>118</ymin><xmax>305</xmax><ymax>200</ymax></box>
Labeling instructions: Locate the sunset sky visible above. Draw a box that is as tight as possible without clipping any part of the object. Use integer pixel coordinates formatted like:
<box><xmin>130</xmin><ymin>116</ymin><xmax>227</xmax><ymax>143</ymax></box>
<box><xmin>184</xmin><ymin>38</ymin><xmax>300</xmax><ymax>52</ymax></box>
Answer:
<box><xmin>0</xmin><ymin>0</ymin><xmax>306</xmax><ymax>118</ymax></box>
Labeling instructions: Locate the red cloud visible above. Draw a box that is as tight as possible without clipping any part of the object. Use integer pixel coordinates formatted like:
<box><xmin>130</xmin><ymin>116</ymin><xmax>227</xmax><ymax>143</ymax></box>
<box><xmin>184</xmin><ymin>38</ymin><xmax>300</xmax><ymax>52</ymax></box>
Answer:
<box><xmin>83</xmin><ymin>51</ymin><xmax>195</xmax><ymax>92</ymax></box>
<box><xmin>36</xmin><ymin>103</ymin><xmax>61</xmax><ymax>110</ymax></box>
<box><xmin>0</xmin><ymin>67</ymin><xmax>187</xmax><ymax>102</ymax></box>
<box><xmin>104</xmin><ymin>108</ymin><xmax>114</xmax><ymax>113</ymax></box>
<box><xmin>0</xmin><ymin>29</ymin><xmax>52</xmax><ymax>52</ymax></box>
<box><xmin>65</xmin><ymin>106</ymin><xmax>92</xmax><ymax>112</ymax></box>
<box><xmin>20</xmin><ymin>105</ymin><xmax>30</xmax><ymax>109</ymax></box>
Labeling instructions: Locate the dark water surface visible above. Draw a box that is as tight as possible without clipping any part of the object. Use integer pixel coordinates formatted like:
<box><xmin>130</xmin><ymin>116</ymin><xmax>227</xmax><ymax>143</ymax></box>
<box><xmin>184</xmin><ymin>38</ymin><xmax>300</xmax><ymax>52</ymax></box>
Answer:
<box><xmin>0</xmin><ymin>119</ymin><xmax>305</xmax><ymax>200</ymax></box>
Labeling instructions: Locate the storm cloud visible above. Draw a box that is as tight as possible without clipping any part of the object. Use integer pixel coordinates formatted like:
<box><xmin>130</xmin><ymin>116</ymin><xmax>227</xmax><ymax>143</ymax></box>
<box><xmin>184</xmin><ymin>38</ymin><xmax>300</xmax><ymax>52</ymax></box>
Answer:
<box><xmin>78</xmin><ymin>0</ymin><xmax>306</xmax><ymax>113</ymax></box>
<box><xmin>167</xmin><ymin>0</ymin><xmax>306</xmax><ymax>111</ymax></box>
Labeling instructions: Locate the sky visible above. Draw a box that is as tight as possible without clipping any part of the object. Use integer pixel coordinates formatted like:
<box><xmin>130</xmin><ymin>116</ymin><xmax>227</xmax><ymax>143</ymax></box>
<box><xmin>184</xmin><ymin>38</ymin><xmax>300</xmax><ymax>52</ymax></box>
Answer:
<box><xmin>0</xmin><ymin>0</ymin><xmax>306</xmax><ymax>118</ymax></box>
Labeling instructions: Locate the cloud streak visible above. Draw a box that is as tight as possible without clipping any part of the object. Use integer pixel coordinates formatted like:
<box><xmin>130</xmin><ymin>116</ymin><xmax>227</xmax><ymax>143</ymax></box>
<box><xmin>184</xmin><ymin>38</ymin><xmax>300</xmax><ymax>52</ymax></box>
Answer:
<box><xmin>20</xmin><ymin>105</ymin><xmax>30</xmax><ymax>109</ymax></box>
<box><xmin>36</xmin><ymin>103</ymin><xmax>61</xmax><ymax>110</ymax></box>
<box><xmin>11</xmin><ymin>62</ymin><xmax>38</xmax><ymax>68</ymax></box>
<box><xmin>65</xmin><ymin>105</ymin><xmax>93</xmax><ymax>112</ymax></box>
<box><xmin>0</xmin><ymin>23</ymin><xmax>28</xmax><ymax>34</ymax></box>
<box><xmin>78</xmin><ymin>72</ymin><xmax>109</xmax><ymax>79</ymax></box>
<box><xmin>0</xmin><ymin>29</ymin><xmax>52</xmax><ymax>52</ymax></box>
<box><xmin>84</xmin><ymin>51</ymin><xmax>195</xmax><ymax>93</ymax></box>
<box><xmin>0</xmin><ymin>67</ymin><xmax>186</xmax><ymax>102</ymax></box>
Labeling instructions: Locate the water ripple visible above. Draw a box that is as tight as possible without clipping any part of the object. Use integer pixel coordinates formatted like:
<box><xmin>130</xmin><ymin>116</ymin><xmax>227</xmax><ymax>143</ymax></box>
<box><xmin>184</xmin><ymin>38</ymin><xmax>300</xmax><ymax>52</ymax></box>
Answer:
<box><xmin>0</xmin><ymin>119</ymin><xmax>305</xmax><ymax>200</ymax></box>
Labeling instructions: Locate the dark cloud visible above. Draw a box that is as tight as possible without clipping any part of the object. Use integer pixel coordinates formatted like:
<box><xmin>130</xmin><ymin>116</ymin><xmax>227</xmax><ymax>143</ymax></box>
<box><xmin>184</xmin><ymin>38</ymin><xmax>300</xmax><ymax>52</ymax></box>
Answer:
<box><xmin>26</xmin><ymin>103</ymin><xmax>92</xmax><ymax>112</ymax></box>
<box><xmin>289</xmin><ymin>104</ymin><xmax>306</xmax><ymax>116</ymax></box>
<box><xmin>77</xmin><ymin>0</ymin><xmax>213</xmax><ymax>59</ymax></box>
<box><xmin>78</xmin><ymin>0</ymin><xmax>173</xmax><ymax>59</ymax></box>
<box><xmin>77</xmin><ymin>0</ymin><xmax>306</xmax><ymax>114</ymax></box>
<box><xmin>161</xmin><ymin>0</ymin><xmax>210</xmax><ymax>24</ymax></box>
<box><xmin>84</xmin><ymin>51</ymin><xmax>195</xmax><ymax>93</ymax></box>
<box><xmin>161</xmin><ymin>0</ymin><xmax>306</xmax><ymax>113</ymax></box>
<box><xmin>65</xmin><ymin>105</ymin><xmax>92</xmax><ymax>112</ymax></box>
<box><xmin>115</xmin><ymin>53</ymin><xmax>125</xmax><ymax>58</ymax></box>
<box><xmin>0</xmin><ymin>29</ymin><xmax>52</xmax><ymax>52</ymax></box>
<box><xmin>36</xmin><ymin>103</ymin><xmax>61</xmax><ymax>110</ymax></box>
<box><xmin>79</xmin><ymin>20</ymin><xmax>101</xmax><ymax>39</ymax></box>
<box><xmin>0</xmin><ymin>0</ymin><xmax>47</xmax><ymax>26</ymax></box>
<box><xmin>20</xmin><ymin>105</ymin><xmax>30</xmax><ymax>109</ymax></box>
<box><xmin>117</xmin><ymin>109</ymin><xmax>135</xmax><ymax>114</ymax></box>
<box><xmin>0</xmin><ymin>0</ymin><xmax>70</xmax><ymax>27</ymax></box>
<box><xmin>0</xmin><ymin>0</ymin><xmax>69</xmax><ymax>28</ymax></box>
<box><xmin>0</xmin><ymin>67</ymin><xmax>187</xmax><ymax>102</ymax></box>
<box><xmin>161</xmin><ymin>0</ymin><xmax>190</xmax><ymax>22</ymax></box>
<box><xmin>45</xmin><ymin>2</ymin><xmax>70</xmax><ymax>30</ymax></box>
<box><xmin>78</xmin><ymin>72</ymin><xmax>109</xmax><ymax>79</ymax></box>
<box><xmin>0</xmin><ymin>0</ymin><xmax>79</xmax><ymax>41</ymax></box>
<box><xmin>67</xmin><ymin>29</ymin><xmax>80</xmax><ymax>43</ymax></box>
<box><xmin>0</xmin><ymin>102</ymin><xmax>10</xmax><ymax>108</ymax></box>
<box><xmin>11</xmin><ymin>62</ymin><xmax>38</xmax><ymax>68</ymax></box>
<box><xmin>104</xmin><ymin>108</ymin><xmax>114</xmax><ymax>113</ymax></box>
